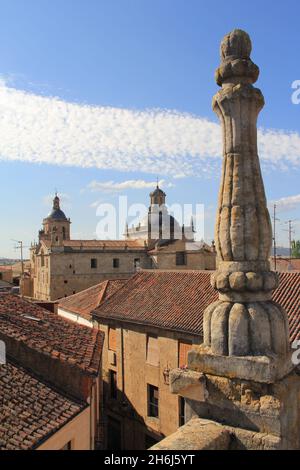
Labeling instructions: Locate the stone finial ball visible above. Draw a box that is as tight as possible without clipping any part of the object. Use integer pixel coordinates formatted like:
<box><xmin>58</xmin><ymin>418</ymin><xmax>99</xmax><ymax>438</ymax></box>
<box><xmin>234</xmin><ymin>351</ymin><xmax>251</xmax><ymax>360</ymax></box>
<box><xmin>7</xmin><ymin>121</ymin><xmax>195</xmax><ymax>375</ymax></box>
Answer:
<box><xmin>220</xmin><ymin>29</ymin><xmax>252</xmax><ymax>61</ymax></box>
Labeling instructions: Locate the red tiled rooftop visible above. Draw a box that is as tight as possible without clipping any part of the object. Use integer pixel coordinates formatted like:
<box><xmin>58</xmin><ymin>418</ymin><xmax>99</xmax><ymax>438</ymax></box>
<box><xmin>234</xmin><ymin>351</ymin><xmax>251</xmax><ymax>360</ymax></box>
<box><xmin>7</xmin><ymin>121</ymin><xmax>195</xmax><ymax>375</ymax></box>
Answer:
<box><xmin>0</xmin><ymin>360</ymin><xmax>85</xmax><ymax>450</ymax></box>
<box><xmin>58</xmin><ymin>279</ymin><xmax>127</xmax><ymax>321</ymax></box>
<box><xmin>93</xmin><ymin>270</ymin><xmax>300</xmax><ymax>342</ymax></box>
<box><xmin>272</xmin><ymin>272</ymin><xmax>300</xmax><ymax>342</ymax></box>
<box><xmin>270</xmin><ymin>257</ymin><xmax>300</xmax><ymax>272</ymax></box>
<box><xmin>0</xmin><ymin>294</ymin><xmax>103</xmax><ymax>375</ymax></box>
<box><xmin>93</xmin><ymin>270</ymin><xmax>217</xmax><ymax>335</ymax></box>
<box><xmin>0</xmin><ymin>265</ymin><xmax>12</xmax><ymax>272</ymax></box>
<box><xmin>42</xmin><ymin>239</ymin><xmax>146</xmax><ymax>251</ymax></box>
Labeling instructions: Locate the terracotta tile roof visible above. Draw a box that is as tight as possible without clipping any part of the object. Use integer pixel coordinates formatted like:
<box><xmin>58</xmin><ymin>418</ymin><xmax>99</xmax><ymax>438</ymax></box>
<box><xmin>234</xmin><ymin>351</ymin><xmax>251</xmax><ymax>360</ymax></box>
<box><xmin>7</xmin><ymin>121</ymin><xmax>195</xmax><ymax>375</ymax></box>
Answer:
<box><xmin>0</xmin><ymin>265</ymin><xmax>13</xmax><ymax>272</ymax></box>
<box><xmin>42</xmin><ymin>239</ymin><xmax>146</xmax><ymax>251</ymax></box>
<box><xmin>272</xmin><ymin>272</ymin><xmax>300</xmax><ymax>343</ymax></box>
<box><xmin>270</xmin><ymin>257</ymin><xmax>300</xmax><ymax>272</ymax></box>
<box><xmin>93</xmin><ymin>270</ymin><xmax>217</xmax><ymax>335</ymax></box>
<box><xmin>0</xmin><ymin>360</ymin><xmax>85</xmax><ymax>450</ymax></box>
<box><xmin>147</xmin><ymin>241</ymin><xmax>213</xmax><ymax>254</ymax></box>
<box><xmin>93</xmin><ymin>270</ymin><xmax>300</xmax><ymax>342</ymax></box>
<box><xmin>58</xmin><ymin>279</ymin><xmax>127</xmax><ymax>321</ymax></box>
<box><xmin>0</xmin><ymin>294</ymin><xmax>103</xmax><ymax>375</ymax></box>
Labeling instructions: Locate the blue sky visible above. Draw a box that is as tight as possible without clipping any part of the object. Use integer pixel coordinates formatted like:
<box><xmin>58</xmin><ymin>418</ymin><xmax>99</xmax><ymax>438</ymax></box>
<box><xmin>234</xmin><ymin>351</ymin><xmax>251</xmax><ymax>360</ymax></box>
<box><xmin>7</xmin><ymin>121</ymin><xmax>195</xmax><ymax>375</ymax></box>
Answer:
<box><xmin>0</xmin><ymin>0</ymin><xmax>300</xmax><ymax>258</ymax></box>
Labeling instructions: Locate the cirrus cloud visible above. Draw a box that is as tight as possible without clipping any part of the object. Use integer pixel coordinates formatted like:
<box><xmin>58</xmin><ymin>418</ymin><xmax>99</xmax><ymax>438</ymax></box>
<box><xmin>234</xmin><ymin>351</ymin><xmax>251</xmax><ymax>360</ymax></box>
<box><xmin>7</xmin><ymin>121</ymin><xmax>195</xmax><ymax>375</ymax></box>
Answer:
<box><xmin>0</xmin><ymin>82</ymin><xmax>299</xmax><ymax>177</ymax></box>
<box><xmin>87</xmin><ymin>179</ymin><xmax>174</xmax><ymax>193</ymax></box>
<box><xmin>269</xmin><ymin>194</ymin><xmax>300</xmax><ymax>212</ymax></box>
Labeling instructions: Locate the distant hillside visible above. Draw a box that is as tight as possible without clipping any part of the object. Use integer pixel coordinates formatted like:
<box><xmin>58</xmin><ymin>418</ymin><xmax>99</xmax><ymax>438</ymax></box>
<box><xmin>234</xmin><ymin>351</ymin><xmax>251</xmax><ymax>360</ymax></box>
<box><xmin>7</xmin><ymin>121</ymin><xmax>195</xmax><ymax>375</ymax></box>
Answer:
<box><xmin>275</xmin><ymin>247</ymin><xmax>290</xmax><ymax>257</ymax></box>
<box><xmin>0</xmin><ymin>258</ymin><xmax>20</xmax><ymax>266</ymax></box>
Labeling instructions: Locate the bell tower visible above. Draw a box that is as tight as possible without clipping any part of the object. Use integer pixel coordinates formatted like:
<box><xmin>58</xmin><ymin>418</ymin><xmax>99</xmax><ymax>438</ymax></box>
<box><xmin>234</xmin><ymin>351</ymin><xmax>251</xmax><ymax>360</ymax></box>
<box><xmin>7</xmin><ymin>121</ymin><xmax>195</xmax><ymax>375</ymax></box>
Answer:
<box><xmin>39</xmin><ymin>194</ymin><xmax>71</xmax><ymax>245</ymax></box>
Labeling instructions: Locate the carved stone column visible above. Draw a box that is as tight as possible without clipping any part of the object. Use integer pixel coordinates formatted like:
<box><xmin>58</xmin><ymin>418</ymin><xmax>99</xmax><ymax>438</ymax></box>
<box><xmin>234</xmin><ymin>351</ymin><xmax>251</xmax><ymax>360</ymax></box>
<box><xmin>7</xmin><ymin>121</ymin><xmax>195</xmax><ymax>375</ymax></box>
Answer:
<box><xmin>164</xmin><ymin>31</ymin><xmax>300</xmax><ymax>451</ymax></box>
<box><xmin>194</xmin><ymin>30</ymin><xmax>292</xmax><ymax>382</ymax></box>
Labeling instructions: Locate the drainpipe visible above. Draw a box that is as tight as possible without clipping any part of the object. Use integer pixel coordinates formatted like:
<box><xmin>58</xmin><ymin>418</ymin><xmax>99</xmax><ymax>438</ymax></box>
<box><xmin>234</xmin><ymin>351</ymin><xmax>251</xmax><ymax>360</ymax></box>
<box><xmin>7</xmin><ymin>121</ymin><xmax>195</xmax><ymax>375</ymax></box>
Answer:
<box><xmin>121</xmin><ymin>326</ymin><xmax>125</xmax><ymax>398</ymax></box>
<box><xmin>120</xmin><ymin>326</ymin><xmax>126</xmax><ymax>450</ymax></box>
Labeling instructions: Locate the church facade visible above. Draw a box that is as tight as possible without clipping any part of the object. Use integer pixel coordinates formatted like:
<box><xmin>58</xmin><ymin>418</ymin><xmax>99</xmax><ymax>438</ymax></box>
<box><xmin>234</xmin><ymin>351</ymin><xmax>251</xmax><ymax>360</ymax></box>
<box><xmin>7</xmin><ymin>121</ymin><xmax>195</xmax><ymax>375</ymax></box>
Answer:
<box><xmin>23</xmin><ymin>187</ymin><xmax>216</xmax><ymax>301</ymax></box>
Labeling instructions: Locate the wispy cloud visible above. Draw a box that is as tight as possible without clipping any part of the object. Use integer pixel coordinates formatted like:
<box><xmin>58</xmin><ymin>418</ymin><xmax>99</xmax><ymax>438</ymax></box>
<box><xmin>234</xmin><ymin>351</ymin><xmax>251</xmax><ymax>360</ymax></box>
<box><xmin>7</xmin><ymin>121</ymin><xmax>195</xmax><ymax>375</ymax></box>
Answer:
<box><xmin>0</xmin><ymin>82</ymin><xmax>299</xmax><ymax>177</ymax></box>
<box><xmin>87</xmin><ymin>179</ymin><xmax>174</xmax><ymax>193</ymax></box>
<box><xmin>269</xmin><ymin>194</ymin><xmax>300</xmax><ymax>212</ymax></box>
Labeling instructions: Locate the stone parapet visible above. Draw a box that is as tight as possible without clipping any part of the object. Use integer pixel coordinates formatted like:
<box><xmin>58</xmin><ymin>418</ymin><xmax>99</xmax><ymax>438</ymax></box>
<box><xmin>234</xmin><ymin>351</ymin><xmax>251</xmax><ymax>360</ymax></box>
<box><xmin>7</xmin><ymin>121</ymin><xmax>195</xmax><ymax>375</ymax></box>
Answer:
<box><xmin>149</xmin><ymin>418</ymin><xmax>231</xmax><ymax>451</ymax></box>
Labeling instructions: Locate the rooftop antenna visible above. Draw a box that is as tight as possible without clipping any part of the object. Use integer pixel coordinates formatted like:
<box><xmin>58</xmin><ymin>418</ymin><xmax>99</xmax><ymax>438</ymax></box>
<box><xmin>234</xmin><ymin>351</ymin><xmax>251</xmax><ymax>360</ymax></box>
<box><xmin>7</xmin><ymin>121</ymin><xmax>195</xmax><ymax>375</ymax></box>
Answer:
<box><xmin>283</xmin><ymin>220</ymin><xmax>296</xmax><ymax>262</ymax></box>
<box><xmin>11</xmin><ymin>239</ymin><xmax>30</xmax><ymax>275</ymax></box>
<box><xmin>272</xmin><ymin>204</ymin><xmax>280</xmax><ymax>270</ymax></box>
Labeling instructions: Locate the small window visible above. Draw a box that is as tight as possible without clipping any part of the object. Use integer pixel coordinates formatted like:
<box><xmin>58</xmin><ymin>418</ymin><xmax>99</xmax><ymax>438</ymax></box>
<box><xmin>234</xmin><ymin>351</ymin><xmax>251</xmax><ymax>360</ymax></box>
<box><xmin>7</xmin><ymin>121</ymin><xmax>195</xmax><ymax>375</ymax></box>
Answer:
<box><xmin>91</xmin><ymin>258</ymin><xmax>97</xmax><ymax>269</ymax></box>
<box><xmin>134</xmin><ymin>258</ymin><xmax>140</xmax><ymax>269</ymax></box>
<box><xmin>108</xmin><ymin>327</ymin><xmax>117</xmax><ymax>352</ymax></box>
<box><xmin>148</xmin><ymin>385</ymin><xmax>159</xmax><ymax>418</ymax></box>
<box><xmin>110</xmin><ymin>370</ymin><xmax>117</xmax><ymax>399</ymax></box>
<box><xmin>113</xmin><ymin>258</ymin><xmax>120</xmax><ymax>268</ymax></box>
<box><xmin>0</xmin><ymin>273</ymin><xmax>2</xmax><ymax>280</ymax></box>
<box><xmin>64</xmin><ymin>280</ymin><xmax>68</xmax><ymax>284</ymax></box>
<box><xmin>176</xmin><ymin>252</ymin><xmax>187</xmax><ymax>266</ymax></box>
<box><xmin>146</xmin><ymin>334</ymin><xmax>159</xmax><ymax>366</ymax></box>
<box><xmin>179</xmin><ymin>396</ymin><xmax>185</xmax><ymax>426</ymax></box>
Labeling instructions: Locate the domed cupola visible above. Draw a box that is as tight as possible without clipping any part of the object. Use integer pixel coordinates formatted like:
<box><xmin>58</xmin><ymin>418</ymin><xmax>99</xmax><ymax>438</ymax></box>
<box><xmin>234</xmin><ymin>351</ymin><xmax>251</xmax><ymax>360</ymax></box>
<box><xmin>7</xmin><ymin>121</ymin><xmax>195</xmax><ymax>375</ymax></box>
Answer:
<box><xmin>40</xmin><ymin>193</ymin><xmax>71</xmax><ymax>244</ymax></box>
<box><xmin>150</xmin><ymin>184</ymin><xmax>166</xmax><ymax>207</ymax></box>
<box><xmin>47</xmin><ymin>194</ymin><xmax>68</xmax><ymax>220</ymax></box>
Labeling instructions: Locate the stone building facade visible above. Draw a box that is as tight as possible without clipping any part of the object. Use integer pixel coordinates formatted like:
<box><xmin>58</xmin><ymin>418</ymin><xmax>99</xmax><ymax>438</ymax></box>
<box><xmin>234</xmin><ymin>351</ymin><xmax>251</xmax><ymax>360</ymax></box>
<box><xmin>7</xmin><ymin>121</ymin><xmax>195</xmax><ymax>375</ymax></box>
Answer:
<box><xmin>0</xmin><ymin>265</ymin><xmax>13</xmax><ymax>284</ymax></box>
<box><xmin>25</xmin><ymin>189</ymin><xmax>216</xmax><ymax>301</ymax></box>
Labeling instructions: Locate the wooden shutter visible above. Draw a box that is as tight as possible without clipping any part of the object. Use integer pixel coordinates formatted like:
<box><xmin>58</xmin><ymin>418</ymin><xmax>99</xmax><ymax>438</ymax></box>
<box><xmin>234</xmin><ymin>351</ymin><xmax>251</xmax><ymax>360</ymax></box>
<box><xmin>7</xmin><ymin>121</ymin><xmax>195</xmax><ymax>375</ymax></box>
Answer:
<box><xmin>147</xmin><ymin>335</ymin><xmax>159</xmax><ymax>366</ymax></box>
<box><xmin>108</xmin><ymin>327</ymin><xmax>117</xmax><ymax>352</ymax></box>
<box><xmin>179</xmin><ymin>341</ymin><xmax>192</xmax><ymax>367</ymax></box>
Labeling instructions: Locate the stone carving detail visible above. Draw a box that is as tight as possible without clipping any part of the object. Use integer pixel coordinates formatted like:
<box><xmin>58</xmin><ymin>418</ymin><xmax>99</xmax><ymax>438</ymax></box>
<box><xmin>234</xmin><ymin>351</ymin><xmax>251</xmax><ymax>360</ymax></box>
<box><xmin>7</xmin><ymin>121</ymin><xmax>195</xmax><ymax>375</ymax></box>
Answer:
<box><xmin>204</xmin><ymin>30</ymin><xmax>290</xmax><ymax>358</ymax></box>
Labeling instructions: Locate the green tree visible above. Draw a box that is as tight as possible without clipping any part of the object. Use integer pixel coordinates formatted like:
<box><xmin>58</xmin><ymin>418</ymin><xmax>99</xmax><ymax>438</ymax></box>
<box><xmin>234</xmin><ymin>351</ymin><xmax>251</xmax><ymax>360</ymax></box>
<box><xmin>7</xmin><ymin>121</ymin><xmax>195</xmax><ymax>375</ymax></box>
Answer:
<box><xmin>291</xmin><ymin>240</ymin><xmax>300</xmax><ymax>258</ymax></box>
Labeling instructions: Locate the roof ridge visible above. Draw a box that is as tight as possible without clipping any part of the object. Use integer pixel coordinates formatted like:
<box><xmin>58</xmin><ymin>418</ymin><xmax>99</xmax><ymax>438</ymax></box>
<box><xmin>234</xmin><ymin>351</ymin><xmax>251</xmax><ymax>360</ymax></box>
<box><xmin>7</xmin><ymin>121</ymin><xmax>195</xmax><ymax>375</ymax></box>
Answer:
<box><xmin>91</xmin><ymin>272</ymin><xmax>140</xmax><ymax>317</ymax></box>
<box><xmin>97</xmin><ymin>279</ymin><xmax>110</xmax><ymax>306</ymax></box>
<box><xmin>59</xmin><ymin>281</ymin><xmax>107</xmax><ymax>304</ymax></box>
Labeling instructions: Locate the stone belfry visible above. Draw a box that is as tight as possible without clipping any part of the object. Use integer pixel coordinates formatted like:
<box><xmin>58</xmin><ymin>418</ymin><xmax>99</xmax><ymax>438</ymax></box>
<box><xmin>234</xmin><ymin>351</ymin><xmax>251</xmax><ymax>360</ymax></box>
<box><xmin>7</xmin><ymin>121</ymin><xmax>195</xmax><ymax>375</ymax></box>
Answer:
<box><xmin>162</xmin><ymin>30</ymin><xmax>300</xmax><ymax>451</ymax></box>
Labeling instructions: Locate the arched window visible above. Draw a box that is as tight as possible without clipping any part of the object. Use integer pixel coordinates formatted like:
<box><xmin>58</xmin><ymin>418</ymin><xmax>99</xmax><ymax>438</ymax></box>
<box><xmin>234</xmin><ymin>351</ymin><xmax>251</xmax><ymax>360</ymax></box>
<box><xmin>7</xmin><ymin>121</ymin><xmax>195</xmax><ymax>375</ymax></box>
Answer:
<box><xmin>62</xmin><ymin>227</ymin><xmax>66</xmax><ymax>240</ymax></box>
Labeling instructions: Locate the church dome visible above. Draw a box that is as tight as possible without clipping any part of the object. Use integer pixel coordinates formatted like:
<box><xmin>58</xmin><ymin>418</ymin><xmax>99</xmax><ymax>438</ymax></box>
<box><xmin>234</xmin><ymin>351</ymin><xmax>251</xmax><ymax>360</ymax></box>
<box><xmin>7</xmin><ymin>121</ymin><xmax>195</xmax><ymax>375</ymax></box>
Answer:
<box><xmin>150</xmin><ymin>184</ymin><xmax>166</xmax><ymax>206</ymax></box>
<box><xmin>47</xmin><ymin>208</ymin><xmax>67</xmax><ymax>220</ymax></box>
<box><xmin>46</xmin><ymin>195</ymin><xmax>67</xmax><ymax>220</ymax></box>
<box><xmin>150</xmin><ymin>186</ymin><xmax>166</xmax><ymax>198</ymax></box>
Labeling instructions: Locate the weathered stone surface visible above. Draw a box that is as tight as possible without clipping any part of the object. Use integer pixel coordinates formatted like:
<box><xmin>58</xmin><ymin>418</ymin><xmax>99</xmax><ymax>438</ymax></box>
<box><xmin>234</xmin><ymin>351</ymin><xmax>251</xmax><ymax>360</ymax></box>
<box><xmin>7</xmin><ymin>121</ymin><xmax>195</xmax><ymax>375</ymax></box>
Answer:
<box><xmin>169</xmin><ymin>369</ymin><xmax>207</xmax><ymax>401</ymax></box>
<box><xmin>183</xmin><ymin>371</ymin><xmax>300</xmax><ymax>449</ymax></box>
<box><xmin>215</xmin><ymin>273</ymin><xmax>230</xmax><ymax>292</ymax></box>
<box><xmin>203</xmin><ymin>29</ymin><xmax>292</xmax><ymax>363</ymax></box>
<box><xmin>228</xmin><ymin>303</ymin><xmax>249</xmax><ymax>356</ymax></box>
<box><xmin>149</xmin><ymin>418</ymin><xmax>231</xmax><ymax>451</ymax></box>
<box><xmin>188</xmin><ymin>345</ymin><xmax>293</xmax><ymax>384</ymax></box>
<box><xmin>203</xmin><ymin>300</ymin><xmax>290</xmax><ymax>373</ymax></box>
<box><xmin>263</xmin><ymin>271</ymin><xmax>279</xmax><ymax>291</ymax></box>
<box><xmin>229</xmin><ymin>272</ymin><xmax>246</xmax><ymax>291</ymax></box>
